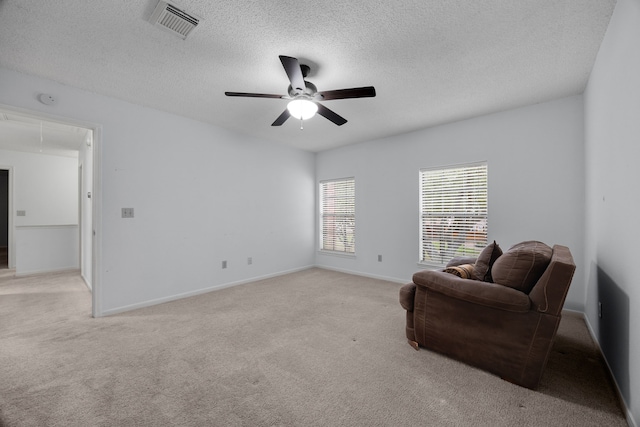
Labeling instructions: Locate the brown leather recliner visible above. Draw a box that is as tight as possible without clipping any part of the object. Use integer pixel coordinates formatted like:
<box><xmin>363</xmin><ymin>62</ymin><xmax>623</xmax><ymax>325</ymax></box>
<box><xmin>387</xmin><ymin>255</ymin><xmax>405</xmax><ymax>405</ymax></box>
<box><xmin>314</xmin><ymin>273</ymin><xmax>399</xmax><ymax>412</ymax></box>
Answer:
<box><xmin>399</xmin><ymin>242</ymin><xmax>575</xmax><ymax>389</ymax></box>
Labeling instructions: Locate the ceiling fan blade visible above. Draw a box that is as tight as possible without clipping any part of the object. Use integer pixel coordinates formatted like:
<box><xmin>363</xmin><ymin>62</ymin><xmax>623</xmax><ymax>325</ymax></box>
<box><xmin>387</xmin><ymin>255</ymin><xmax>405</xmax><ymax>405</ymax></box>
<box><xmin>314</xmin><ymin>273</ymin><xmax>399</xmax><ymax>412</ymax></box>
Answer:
<box><xmin>271</xmin><ymin>109</ymin><xmax>291</xmax><ymax>126</ymax></box>
<box><xmin>225</xmin><ymin>92</ymin><xmax>285</xmax><ymax>99</ymax></box>
<box><xmin>279</xmin><ymin>55</ymin><xmax>306</xmax><ymax>93</ymax></box>
<box><xmin>316</xmin><ymin>103</ymin><xmax>347</xmax><ymax>126</ymax></box>
<box><xmin>318</xmin><ymin>86</ymin><xmax>376</xmax><ymax>101</ymax></box>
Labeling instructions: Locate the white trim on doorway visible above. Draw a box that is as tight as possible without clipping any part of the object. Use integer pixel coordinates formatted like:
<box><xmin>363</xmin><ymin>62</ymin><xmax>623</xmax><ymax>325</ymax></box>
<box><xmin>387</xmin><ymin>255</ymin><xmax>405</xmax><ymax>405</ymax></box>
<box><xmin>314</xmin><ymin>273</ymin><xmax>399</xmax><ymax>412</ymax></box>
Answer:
<box><xmin>0</xmin><ymin>103</ymin><xmax>103</xmax><ymax>317</ymax></box>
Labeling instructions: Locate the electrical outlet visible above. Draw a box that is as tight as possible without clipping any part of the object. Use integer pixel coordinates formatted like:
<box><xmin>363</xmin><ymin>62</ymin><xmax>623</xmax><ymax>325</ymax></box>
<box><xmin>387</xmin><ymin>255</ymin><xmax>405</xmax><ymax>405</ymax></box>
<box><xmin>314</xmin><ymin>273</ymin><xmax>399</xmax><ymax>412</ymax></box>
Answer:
<box><xmin>121</xmin><ymin>208</ymin><xmax>134</xmax><ymax>218</ymax></box>
<box><xmin>16</xmin><ymin>210</ymin><xmax>26</xmax><ymax>217</ymax></box>
<box><xmin>378</xmin><ymin>255</ymin><xmax>382</xmax><ymax>262</ymax></box>
<box><xmin>598</xmin><ymin>302</ymin><xmax>602</xmax><ymax>318</ymax></box>
<box><xmin>247</xmin><ymin>257</ymin><xmax>252</xmax><ymax>265</ymax></box>
<box><xmin>222</xmin><ymin>260</ymin><xmax>227</xmax><ymax>269</ymax></box>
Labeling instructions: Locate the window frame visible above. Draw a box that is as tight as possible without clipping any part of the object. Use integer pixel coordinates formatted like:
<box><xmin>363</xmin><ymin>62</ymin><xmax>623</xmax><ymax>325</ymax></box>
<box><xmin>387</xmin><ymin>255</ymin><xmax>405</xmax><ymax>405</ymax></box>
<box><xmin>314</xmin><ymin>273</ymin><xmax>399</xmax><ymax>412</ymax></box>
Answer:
<box><xmin>319</xmin><ymin>177</ymin><xmax>356</xmax><ymax>256</ymax></box>
<box><xmin>418</xmin><ymin>162</ymin><xmax>488</xmax><ymax>267</ymax></box>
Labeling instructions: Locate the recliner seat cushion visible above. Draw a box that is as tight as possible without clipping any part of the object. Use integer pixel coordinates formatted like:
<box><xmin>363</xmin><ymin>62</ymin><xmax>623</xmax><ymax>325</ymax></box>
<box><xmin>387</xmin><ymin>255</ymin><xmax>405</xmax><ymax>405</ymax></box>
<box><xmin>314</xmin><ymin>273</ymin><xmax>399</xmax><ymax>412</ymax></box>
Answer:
<box><xmin>491</xmin><ymin>241</ymin><xmax>552</xmax><ymax>293</ymax></box>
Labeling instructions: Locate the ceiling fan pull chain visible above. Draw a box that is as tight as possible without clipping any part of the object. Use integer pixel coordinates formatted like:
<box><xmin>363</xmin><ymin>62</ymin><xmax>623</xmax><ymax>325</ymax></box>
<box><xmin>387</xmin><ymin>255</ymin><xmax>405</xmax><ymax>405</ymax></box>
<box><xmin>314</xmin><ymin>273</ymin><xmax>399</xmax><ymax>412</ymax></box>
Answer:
<box><xmin>300</xmin><ymin>116</ymin><xmax>304</xmax><ymax>130</ymax></box>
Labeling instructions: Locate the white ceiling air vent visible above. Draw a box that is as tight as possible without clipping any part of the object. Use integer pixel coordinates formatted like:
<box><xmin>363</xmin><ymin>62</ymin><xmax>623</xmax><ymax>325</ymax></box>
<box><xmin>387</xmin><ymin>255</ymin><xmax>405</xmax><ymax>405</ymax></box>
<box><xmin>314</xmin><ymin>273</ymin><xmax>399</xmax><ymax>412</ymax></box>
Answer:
<box><xmin>150</xmin><ymin>1</ymin><xmax>200</xmax><ymax>40</ymax></box>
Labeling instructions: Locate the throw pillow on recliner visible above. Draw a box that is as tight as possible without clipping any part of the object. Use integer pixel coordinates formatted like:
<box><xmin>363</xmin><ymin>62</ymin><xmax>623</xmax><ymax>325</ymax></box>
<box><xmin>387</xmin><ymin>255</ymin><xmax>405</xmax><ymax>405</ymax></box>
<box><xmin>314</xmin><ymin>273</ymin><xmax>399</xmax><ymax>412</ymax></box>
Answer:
<box><xmin>491</xmin><ymin>241</ymin><xmax>552</xmax><ymax>293</ymax></box>
<box><xmin>473</xmin><ymin>240</ymin><xmax>502</xmax><ymax>282</ymax></box>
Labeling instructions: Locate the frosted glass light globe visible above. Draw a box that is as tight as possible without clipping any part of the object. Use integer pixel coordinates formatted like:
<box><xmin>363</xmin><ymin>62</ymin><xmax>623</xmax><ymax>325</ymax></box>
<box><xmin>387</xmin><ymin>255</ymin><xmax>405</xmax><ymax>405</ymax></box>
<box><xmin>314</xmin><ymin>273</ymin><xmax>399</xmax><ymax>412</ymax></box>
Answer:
<box><xmin>287</xmin><ymin>99</ymin><xmax>318</xmax><ymax>120</ymax></box>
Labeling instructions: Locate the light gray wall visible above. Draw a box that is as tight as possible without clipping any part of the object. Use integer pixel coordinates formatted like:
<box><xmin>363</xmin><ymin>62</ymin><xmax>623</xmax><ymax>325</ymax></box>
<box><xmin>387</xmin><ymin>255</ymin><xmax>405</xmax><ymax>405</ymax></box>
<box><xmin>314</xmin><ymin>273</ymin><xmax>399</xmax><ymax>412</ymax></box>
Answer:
<box><xmin>316</xmin><ymin>95</ymin><xmax>586</xmax><ymax>310</ymax></box>
<box><xmin>0</xmin><ymin>67</ymin><xmax>316</xmax><ymax>315</ymax></box>
<box><xmin>0</xmin><ymin>149</ymin><xmax>78</xmax><ymax>226</ymax></box>
<box><xmin>15</xmin><ymin>225</ymin><xmax>79</xmax><ymax>274</ymax></box>
<box><xmin>2</xmin><ymin>17</ymin><xmax>635</xmax><ymax>419</ymax></box>
<box><xmin>584</xmin><ymin>0</ymin><xmax>640</xmax><ymax>424</ymax></box>
<box><xmin>0</xmin><ymin>149</ymin><xmax>79</xmax><ymax>273</ymax></box>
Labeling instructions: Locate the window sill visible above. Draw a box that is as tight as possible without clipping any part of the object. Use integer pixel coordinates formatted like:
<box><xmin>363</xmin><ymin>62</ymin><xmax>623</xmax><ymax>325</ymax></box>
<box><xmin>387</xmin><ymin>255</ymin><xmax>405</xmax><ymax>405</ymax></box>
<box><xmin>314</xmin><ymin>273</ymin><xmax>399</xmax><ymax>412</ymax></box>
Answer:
<box><xmin>416</xmin><ymin>261</ymin><xmax>444</xmax><ymax>270</ymax></box>
<box><xmin>318</xmin><ymin>250</ymin><xmax>356</xmax><ymax>259</ymax></box>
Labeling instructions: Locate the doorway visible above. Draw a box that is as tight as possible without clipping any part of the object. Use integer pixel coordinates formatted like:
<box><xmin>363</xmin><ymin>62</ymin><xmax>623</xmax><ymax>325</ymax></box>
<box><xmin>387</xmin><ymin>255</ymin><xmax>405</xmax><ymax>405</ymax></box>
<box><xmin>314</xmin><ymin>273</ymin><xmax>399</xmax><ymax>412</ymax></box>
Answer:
<box><xmin>0</xmin><ymin>105</ymin><xmax>99</xmax><ymax>313</ymax></box>
<box><xmin>0</xmin><ymin>169</ymin><xmax>8</xmax><ymax>268</ymax></box>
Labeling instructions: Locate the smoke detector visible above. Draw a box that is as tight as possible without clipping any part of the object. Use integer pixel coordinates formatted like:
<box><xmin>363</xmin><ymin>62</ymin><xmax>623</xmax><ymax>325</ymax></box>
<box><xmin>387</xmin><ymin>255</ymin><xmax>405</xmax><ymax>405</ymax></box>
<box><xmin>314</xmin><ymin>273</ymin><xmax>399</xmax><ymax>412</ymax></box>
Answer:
<box><xmin>150</xmin><ymin>1</ymin><xmax>200</xmax><ymax>40</ymax></box>
<box><xmin>38</xmin><ymin>94</ymin><xmax>58</xmax><ymax>106</ymax></box>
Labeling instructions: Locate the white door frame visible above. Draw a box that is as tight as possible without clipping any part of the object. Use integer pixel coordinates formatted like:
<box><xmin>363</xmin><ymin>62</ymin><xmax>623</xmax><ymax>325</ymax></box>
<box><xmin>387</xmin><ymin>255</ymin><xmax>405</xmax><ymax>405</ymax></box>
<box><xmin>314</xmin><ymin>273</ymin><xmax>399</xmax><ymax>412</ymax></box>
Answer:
<box><xmin>0</xmin><ymin>103</ymin><xmax>103</xmax><ymax>317</ymax></box>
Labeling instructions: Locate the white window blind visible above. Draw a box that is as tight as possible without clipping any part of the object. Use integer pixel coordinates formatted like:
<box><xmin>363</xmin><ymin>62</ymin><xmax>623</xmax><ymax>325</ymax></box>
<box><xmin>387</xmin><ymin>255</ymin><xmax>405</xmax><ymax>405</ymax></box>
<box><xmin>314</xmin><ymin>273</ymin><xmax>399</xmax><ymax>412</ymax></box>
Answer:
<box><xmin>320</xmin><ymin>177</ymin><xmax>355</xmax><ymax>254</ymax></box>
<box><xmin>420</xmin><ymin>163</ymin><xmax>487</xmax><ymax>265</ymax></box>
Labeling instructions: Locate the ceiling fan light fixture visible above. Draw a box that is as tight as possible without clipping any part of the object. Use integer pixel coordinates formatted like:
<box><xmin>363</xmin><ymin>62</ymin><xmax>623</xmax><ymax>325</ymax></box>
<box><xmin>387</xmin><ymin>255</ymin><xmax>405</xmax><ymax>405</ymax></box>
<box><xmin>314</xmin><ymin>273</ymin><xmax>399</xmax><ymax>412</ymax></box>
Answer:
<box><xmin>287</xmin><ymin>98</ymin><xmax>317</xmax><ymax>120</ymax></box>
<box><xmin>225</xmin><ymin>55</ymin><xmax>374</xmax><ymax>126</ymax></box>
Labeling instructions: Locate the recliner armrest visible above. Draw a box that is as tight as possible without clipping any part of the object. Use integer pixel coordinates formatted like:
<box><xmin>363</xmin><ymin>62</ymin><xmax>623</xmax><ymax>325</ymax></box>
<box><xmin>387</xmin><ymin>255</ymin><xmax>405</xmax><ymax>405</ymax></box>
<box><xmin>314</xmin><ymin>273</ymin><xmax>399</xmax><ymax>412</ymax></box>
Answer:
<box><xmin>399</xmin><ymin>283</ymin><xmax>416</xmax><ymax>311</ymax></box>
<box><xmin>412</xmin><ymin>270</ymin><xmax>530</xmax><ymax>313</ymax></box>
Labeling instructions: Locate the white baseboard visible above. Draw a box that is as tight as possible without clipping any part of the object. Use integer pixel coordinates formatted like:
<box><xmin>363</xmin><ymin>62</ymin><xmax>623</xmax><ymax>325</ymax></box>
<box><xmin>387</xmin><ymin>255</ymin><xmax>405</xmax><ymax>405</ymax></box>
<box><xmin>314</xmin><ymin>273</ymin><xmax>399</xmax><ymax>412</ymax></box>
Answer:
<box><xmin>15</xmin><ymin>267</ymin><xmax>79</xmax><ymax>278</ymax></box>
<box><xmin>99</xmin><ymin>265</ymin><xmax>407</xmax><ymax>317</ymax></box>
<box><xmin>570</xmin><ymin>309</ymin><xmax>637</xmax><ymax>427</ymax></box>
<box><xmin>99</xmin><ymin>264</ymin><xmax>408</xmax><ymax>317</ymax></box>
<box><xmin>100</xmin><ymin>265</ymin><xmax>315</xmax><ymax>317</ymax></box>
<box><xmin>48</xmin><ymin>266</ymin><xmax>637</xmax><ymax>427</ymax></box>
<box><xmin>81</xmin><ymin>273</ymin><xmax>92</xmax><ymax>292</ymax></box>
<box><xmin>314</xmin><ymin>264</ymin><xmax>408</xmax><ymax>284</ymax></box>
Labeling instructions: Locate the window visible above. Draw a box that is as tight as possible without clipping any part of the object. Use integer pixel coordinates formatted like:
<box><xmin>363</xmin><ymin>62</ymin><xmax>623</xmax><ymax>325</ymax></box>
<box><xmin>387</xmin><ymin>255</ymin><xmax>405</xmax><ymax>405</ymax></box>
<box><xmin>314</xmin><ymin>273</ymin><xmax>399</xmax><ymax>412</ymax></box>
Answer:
<box><xmin>320</xmin><ymin>177</ymin><xmax>355</xmax><ymax>254</ymax></box>
<box><xmin>420</xmin><ymin>163</ymin><xmax>487</xmax><ymax>265</ymax></box>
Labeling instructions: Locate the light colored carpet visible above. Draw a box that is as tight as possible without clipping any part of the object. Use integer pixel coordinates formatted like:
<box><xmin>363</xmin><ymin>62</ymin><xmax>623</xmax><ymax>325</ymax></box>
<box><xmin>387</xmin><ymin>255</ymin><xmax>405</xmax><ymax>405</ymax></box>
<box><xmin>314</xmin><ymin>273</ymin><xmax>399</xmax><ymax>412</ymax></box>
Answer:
<box><xmin>0</xmin><ymin>268</ymin><xmax>627</xmax><ymax>426</ymax></box>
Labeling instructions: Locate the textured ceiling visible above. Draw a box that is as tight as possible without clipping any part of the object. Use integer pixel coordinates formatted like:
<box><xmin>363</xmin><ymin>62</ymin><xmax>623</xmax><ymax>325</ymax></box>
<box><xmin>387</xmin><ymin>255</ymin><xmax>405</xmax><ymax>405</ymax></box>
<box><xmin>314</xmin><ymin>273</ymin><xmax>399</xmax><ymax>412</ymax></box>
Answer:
<box><xmin>0</xmin><ymin>0</ymin><xmax>617</xmax><ymax>152</ymax></box>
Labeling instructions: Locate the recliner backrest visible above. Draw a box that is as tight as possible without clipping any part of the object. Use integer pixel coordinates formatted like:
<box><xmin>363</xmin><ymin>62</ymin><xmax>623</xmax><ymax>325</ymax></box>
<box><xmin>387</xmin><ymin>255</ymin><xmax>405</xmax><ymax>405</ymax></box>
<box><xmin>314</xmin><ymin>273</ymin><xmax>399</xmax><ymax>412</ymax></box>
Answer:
<box><xmin>528</xmin><ymin>245</ymin><xmax>576</xmax><ymax>315</ymax></box>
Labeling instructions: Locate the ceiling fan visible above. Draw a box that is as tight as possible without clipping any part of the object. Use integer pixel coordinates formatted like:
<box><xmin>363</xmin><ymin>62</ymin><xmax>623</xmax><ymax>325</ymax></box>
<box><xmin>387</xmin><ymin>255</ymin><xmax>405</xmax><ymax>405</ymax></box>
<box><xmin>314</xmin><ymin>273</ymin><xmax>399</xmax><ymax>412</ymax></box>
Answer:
<box><xmin>225</xmin><ymin>55</ymin><xmax>376</xmax><ymax>127</ymax></box>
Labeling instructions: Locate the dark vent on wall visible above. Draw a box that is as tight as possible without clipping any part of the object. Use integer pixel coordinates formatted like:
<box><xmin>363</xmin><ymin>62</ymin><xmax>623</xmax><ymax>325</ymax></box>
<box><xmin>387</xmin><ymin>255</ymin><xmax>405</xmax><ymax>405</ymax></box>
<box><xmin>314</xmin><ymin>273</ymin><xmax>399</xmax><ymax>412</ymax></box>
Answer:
<box><xmin>150</xmin><ymin>1</ymin><xmax>200</xmax><ymax>40</ymax></box>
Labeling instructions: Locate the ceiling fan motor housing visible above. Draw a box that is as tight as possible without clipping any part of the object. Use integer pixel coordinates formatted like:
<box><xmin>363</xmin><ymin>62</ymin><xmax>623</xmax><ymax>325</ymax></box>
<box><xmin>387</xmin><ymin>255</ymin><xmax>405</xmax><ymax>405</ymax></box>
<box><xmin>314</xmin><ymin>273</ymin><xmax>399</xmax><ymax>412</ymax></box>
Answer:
<box><xmin>288</xmin><ymin>81</ymin><xmax>317</xmax><ymax>97</ymax></box>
